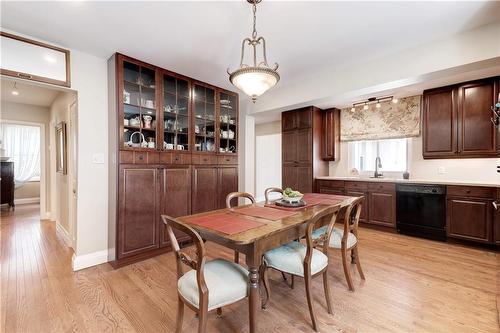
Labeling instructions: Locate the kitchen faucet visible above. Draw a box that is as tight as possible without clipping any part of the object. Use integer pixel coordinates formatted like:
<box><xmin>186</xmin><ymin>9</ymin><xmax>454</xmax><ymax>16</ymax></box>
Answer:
<box><xmin>374</xmin><ymin>156</ymin><xmax>383</xmax><ymax>178</ymax></box>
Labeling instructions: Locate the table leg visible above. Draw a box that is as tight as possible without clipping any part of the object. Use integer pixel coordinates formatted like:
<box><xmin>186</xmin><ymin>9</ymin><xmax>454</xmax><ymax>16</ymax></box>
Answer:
<box><xmin>247</xmin><ymin>258</ymin><xmax>261</xmax><ymax>333</ymax></box>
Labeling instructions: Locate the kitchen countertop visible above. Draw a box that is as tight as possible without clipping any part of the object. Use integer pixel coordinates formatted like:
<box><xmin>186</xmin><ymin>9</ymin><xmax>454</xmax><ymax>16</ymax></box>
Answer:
<box><xmin>316</xmin><ymin>176</ymin><xmax>499</xmax><ymax>188</ymax></box>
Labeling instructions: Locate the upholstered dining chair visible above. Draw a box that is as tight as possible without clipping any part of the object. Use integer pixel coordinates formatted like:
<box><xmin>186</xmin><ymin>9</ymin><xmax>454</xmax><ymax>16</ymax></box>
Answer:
<box><xmin>312</xmin><ymin>196</ymin><xmax>366</xmax><ymax>291</ymax></box>
<box><xmin>260</xmin><ymin>204</ymin><xmax>341</xmax><ymax>332</ymax></box>
<box><xmin>264</xmin><ymin>187</ymin><xmax>283</xmax><ymax>204</ymax></box>
<box><xmin>162</xmin><ymin>215</ymin><xmax>249</xmax><ymax>333</ymax></box>
<box><xmin>226</xmin><ymin>191</ymin><xmax>256</xmax><ymax>263</ymax></box>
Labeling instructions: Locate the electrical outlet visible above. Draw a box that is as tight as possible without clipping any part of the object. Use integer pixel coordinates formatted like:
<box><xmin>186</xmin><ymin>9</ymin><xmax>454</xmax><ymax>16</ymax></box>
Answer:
<box><xmin>438</xmin><ymin>166</ymin><xmax>446</xmax><ymax>174</ymax></box>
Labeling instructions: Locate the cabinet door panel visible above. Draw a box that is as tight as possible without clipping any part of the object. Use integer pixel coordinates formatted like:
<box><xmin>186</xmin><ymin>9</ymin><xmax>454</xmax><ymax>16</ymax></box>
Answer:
<box><xmin>282</xmin><ymin>111</ymin><xmax>296</xmax><ymax>131</ymax></box>
<box><xmin>192</xmin><ymin>167</ymin><xmax>218</xmax><ymax>214</ymax></box>
<box><xmin>160</xmin><ymin>167</ymin><xmax>191</xmax><ymax>247</ymax></box>
<box><xmin>218</xmin><ymin>167</ymin><xmax>238</xmax><ymax>209</ymax></box>
<box><xmin>118</xmin><ymin>167</ymin><xmax>159</xmax><ymax>258</ymax></box>
<box><xmin>458</xmin><ymin>80</ymin><xmax>496</xmax><ymax>155</ymax></box>
<box><xmin>494</xmin><ymin>201</ymin><xmax>500</xmax><ymax>244</ymax></box>
<box><xmin>346</xmin><ymin>190</ymin><xmax>368</xmax><ymax>223</ymax></box>
<box><xmin>447</xmin><ymin>198</ymin><xmax>492</xmax><ymax>243</ymax></box>
<box><xmin>282</xmin><ymin>165</ymin><xmax>298</xmax><ymax>190</ymax></box>
<box><xmin>282</xmin><ymin>131</ymin><xmax>297</xmax><ymax>164</ymax></box>
<box><xmin>296</xmin><ymin>166</ymin><xmax>312</xmax><ymax>193</ymax></box>
<box><xmin>369</xmin><ymin>192</ymin><xmax>395</xmax><ymax>227</ymax></box>
<box><xmin>422</xmin><ymin>87</ymin><xmax>457</xmax><ymax>157</ymax></box>
<box><xmin>296</xmin><ymin>129</ymin><xmax>312</xmax><ymax>164</ymax></box>
<box><xmin>296</xmin><ymin>109</ymin><xmax>312</xmax><ymax>129</ymax></box>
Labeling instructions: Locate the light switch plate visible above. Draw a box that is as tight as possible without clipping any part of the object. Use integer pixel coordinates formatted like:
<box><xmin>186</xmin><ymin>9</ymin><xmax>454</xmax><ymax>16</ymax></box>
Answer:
<box><xmin>92</xmin><ymin>153</ymin><xmax>105</xmax><ymax>164</ymax></box>
<box><xmin>438</xmin><ymin>166</ymin><xmax>446</xmax><ymax>174</ymax></box>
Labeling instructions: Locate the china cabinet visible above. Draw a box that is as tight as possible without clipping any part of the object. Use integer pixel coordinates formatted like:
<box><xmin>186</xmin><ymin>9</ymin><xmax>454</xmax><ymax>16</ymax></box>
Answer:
<box><xmin>108</xmin><ymin>53</ymin><xmax>239</xmax><ymax>267</ymax></box>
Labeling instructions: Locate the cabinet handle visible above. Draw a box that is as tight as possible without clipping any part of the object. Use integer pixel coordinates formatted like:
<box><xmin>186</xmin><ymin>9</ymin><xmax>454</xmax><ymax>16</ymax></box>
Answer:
<box><xmin>493</xmin><ymin>201</ymin><xmax>498</xmax><ymax>210</ymax></box>
<box><xmin>465</xmin><ymin>190</ymin><xmax>471</xmax><ymax>194</ymax></box>
<box><xmin>203</xmin><ymin>158</ymin><xmax>207</xmax><ymax>162</ymax></box>
<box><xmin>225</xmin><ymin>158</ymin><xmax>230</xmax><ymax>162</ymax></box>
<box><xmin>138</xmin><ymin>155</ymin><xmax>144</xmax><ymax>160</ymax></box>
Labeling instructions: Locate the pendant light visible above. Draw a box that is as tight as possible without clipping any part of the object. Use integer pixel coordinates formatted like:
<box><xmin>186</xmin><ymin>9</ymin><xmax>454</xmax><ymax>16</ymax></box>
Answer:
<box><xmin>227</xmin><ymin>0</ymin><xmax>279</xmax><ymax>102</ymax></box>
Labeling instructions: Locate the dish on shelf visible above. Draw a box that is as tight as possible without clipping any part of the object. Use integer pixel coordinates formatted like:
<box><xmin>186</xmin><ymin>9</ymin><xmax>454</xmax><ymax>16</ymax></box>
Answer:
<box><xmin>220</xmin><ymin>99</ymin><xmax>231</xmax><ymax>105</ymax></box>
<box><xmin>221</xmin><ymin>104</ymin><xmax>233</xmax><ymax>109</ymax></box>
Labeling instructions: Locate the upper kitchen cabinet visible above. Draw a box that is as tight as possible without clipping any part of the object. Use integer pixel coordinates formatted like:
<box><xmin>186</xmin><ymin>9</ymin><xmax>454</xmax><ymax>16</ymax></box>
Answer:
<box><xmin>423</xmin><ymin>76</ymin><xmax>499</xmax><ymax>159</ymax></box>
<box><xmin>282</xmin><ymin>108</ymin><xmax>312</xmax><ymax>131</ymax></box>
<box><xmin>162</xmin><ymin>72</ymin><xmax>191</xmax><ymax>151</ymax></box>
<box><xmin>321</xmin><ymin>108</ymin><xmax>340</xmax><ymax>161</ymax></box>
<box><xmin>193</xmin><ymin>83</ymin><xmax>217</xmax><ymax>153</ymax></box>
<box><xmin>218</xmin><ymin>90</ymin><xmax>238</xmax><ymax>155</ymax></box>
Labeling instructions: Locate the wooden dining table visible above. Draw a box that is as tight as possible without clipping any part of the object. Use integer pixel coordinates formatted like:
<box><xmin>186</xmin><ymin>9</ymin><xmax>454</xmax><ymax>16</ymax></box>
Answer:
<box><xmin>178</xmin><ymin>194</ymin><xmax>357</xmax><ymax>333</ymax></box>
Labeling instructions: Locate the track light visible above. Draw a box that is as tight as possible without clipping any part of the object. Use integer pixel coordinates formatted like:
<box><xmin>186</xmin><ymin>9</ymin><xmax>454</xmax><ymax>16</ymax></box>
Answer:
<box><xmin>350</xmin><ymin>106</ymin><xmax>356</xmax><ymax>112</ymax></box>
<box><xmin>11</xmin><ymin>82</ymin><xmax>19</xmax><ymax>96</ymax></box>
<box><xmin>392</xmin><ymin>98</ymin><xmax>398</xmax><ymax>104</ymax></box>
<box><xmin>375</xmin><ymin>100</ymin><xmax>381</xmax><ymax>108</ymax></box>
<box><xmin>363</xmin><ymin>103</ymin><xmax>369</xmax><ymax>110</ymax></box>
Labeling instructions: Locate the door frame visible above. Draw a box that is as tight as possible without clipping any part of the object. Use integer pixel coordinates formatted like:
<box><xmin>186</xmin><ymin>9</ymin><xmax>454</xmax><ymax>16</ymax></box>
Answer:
<box><xmin>68</xmin><ymin>100</ymin><xmax>78</xmax><ymax>248</ymax></box>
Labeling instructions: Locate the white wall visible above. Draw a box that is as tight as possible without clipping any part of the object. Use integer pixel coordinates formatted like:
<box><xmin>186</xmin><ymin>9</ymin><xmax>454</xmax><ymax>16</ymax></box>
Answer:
<box><xmin>1</xmin><ymin>101</ymin><xmax>50</xmax><ymax>207</ymax></box>
<box><xmin>255</xmin><ymin>121</ymin><xmax>281</xmax><ymax>201</ymax></box>
<box><xmin>329</xmin><ymin>137</ymin><xmax>498</xmax><ymax>185</ymax></box>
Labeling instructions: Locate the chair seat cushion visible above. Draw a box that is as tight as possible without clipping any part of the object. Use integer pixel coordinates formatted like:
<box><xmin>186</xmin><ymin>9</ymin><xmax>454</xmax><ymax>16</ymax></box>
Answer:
<box><xmin>312</xmin><ymin>226</ymin><xmax>358</xmax><ymax>249</ymax></box>
<box><xmin>178</xmin><ymin>258</ymin><xmax>248</xmax><ymax>310</ymax></box>
<box><xmin>263</xmin><ymin>241</ymin><xmax>328</xmax><ymax>277</ymax></box>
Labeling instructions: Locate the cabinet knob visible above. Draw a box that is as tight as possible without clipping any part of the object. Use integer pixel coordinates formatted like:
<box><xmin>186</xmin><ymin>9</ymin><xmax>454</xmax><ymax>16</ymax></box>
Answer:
<box><xmin>138</xmin><ymin>155</ymin><xmax>144</xmax><ymax>160</ymax></box>
<box><xmin>203</xmin><ymin>158</ymin><xmax>207</xmax><ymax>162</ymax></box>
<box><xmin>466</xmin><ymin>190</ymin><xmax>471</xmax><ymax>194</ymax></box>
<box><xmin>225</xmin><ymin>158</ymin><xmax>230</xmax><ymax>162</ymax></box>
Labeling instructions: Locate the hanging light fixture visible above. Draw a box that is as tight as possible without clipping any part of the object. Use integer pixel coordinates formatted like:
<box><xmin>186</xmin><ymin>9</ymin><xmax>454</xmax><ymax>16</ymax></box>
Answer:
<box><xmin>350</xmin><ymin>96</ymin><xmax>395</xmax><ymax>111</ymax></box>
<box><xmin>227</xmin><ymin>0</ymin><xmax>279</xmax><ymax>102</ymax></box>
<box><xmin>11</xmin><ymin>82</ymin><xmax>19</xmax><ymax>96</ymax></box>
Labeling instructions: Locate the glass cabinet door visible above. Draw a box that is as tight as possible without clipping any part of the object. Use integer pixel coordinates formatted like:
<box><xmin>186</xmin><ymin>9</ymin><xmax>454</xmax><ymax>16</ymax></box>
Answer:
<box><xmin>193</xmin><ymin>84</ymin><xmax>216</xmax><ymax>152</ymax></box>
<box><xmin>163</xmin><ymin>74</ymin><xmax>190</xmax><ymax>151</ymax></box>
<box><xmin>122</xmin><ymin>61</ymin><xmax>157</xmax><ymax>149</ymax></box>
<box><xmin>218</xmin><ymin>91</ymin><xmax>238</xmax><ymax>154</ymax></box>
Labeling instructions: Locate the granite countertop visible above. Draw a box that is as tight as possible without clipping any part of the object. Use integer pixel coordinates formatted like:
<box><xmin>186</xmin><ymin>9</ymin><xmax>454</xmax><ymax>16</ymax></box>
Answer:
<box><xmin>316</xmin><ymin>176</ymin><xmax>499</xmax><ymax>188</ymax></box>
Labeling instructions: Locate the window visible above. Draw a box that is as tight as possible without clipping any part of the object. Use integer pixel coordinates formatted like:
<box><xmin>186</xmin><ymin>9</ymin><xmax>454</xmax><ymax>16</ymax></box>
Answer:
<box><xmin>0</xmin><ymin>123</ymin><xmax>41</xmax><ymax>185</ymax></box>
<box><xmin>349</xmin><ymin>138</ymin><xmax>408</xmax><ymax>173</ymax></box>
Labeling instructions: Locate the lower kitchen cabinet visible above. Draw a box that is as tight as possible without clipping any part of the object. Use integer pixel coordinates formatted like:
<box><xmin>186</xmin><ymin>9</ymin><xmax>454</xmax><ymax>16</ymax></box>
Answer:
<box><xmin>345</xmin><ymin>189</ymin><xmax>368</xmax><ymax>223</ymax></box>
<box><xmin>447</xmin><ymin>197</ymin><xmax>493</xmax><ymax>243</ymax></box>
<box><xmin>192</xmin><ymin>166</ymin><xmax>219</xmax><ymax>214</ymax></box>
<box><xmin>495</xmin><ymin>190</ymin><xmax>500</xmax><ymax>245</ymax></box>
<box><xmin>159</xmin><ymin>166</ymin><xmax>191</xmax><ymax>247</ymax></box>
<box><xmin>118</xmin><ymin>166</ymin><xmax>160</xmax><ymax>259</ymax></box>
<box><xmin>218</xmin><ymin>166</ymin><xmax>238</xmax><ymax>208</ymax></box>
<box><xmin>369</xmin><ymin>191</ymin><xmax>396</xmax><ymax>227</ymax></box>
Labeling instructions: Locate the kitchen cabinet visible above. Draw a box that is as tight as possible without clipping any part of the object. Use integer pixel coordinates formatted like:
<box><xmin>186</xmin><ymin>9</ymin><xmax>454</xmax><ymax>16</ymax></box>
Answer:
<box><xmin>422</xmin><ymin>76</ymin><xmax>499</xmax><ymax>159</ymax></box>
<box><xmin>345</xmin><ymin>189</ymin><xmax>368</xmax><ymax>222</ymax></box>
<box><xmin>447</xmin><ymin>198</ymin><xmax>492</xmax><ymax>243</ymax></box>
<box><xmin>282</xmin><ymin>107</ymin><xmax>328</xmax><ymax>193</ymax></box>
<box><xmin>118</xmin><ymin>166</ymin><xmax>160</xmax><ymax>259</ymax></box>
<box><xmin>192</xmin><ymin>166</ymin><xmax>218</xmax><ymax>214</ymax></box>
<box><xmin>321</xmin><ymin>108</ymin><xmax>340</xmax><ymax>161</ymax></box>
<box><xmin>369</xmin><ymin>191</ymin><xmax>396</xmax><ymax>227</ymax></box>
<box><xmin>494</xmin><ymin>189</ymin><xmax>500</xmax><ymax>245</ymax></box>
<box><xmin>0</xmin><ymin>162</ymin><xmax>15</xmax><ymax>210</ymax></box>
<box><xmin>218</xmin><ymin>166</ymin><xmax>238</xmax><ymax>209</ymax></box>
<box><xmin>159</xmin><ymin>166</ymin><xmax>191</xmax><ymax>247</ymax></box>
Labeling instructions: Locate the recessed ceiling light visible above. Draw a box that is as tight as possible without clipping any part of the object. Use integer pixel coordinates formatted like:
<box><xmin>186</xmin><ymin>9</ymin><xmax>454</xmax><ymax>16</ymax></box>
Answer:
<box><xmin>44</xmin><ymin>55</ymin><xmax>57</xmax><ymax>63</ymax></box>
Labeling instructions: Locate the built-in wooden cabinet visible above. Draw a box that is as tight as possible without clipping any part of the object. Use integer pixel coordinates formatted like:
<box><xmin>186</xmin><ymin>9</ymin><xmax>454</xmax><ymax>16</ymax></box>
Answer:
<box><xmin>321</xmin><ymin>108</ymin><xmax>340</xmax><ymax>161</ymax></box>
<box><xmin>369</xmin><ymin>191</ymin><xmax>396</xmax><ymax>227</ymax></box>
<box><xmin>282</xmin><ymin>107</ymin><xmax>328</xmax><ymax>193</ymax></box>
<box><xmin>495</xmin><ymin>189</ymin><xmax>500</xmax><ymax>245</ymax></box>
<box><xmin>423</xmin><ymin>76</ymin><xmax>499</xmax><ymax>159</ymax></box>
<box><xmin>109</xmin><ymin>53</ymin><xmax>239</xmax><ymax>267</ymax></box>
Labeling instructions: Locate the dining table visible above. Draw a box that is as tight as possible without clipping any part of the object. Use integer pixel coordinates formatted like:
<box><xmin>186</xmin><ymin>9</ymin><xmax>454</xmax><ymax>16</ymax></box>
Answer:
<box><xmin>177</xmin><ymin>193</ymin><xmax>357</xmax><ymax>333</ymax></box>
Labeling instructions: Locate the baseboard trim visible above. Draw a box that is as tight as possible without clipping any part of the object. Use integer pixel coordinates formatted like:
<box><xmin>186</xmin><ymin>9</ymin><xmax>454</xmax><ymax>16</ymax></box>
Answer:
<box><xmin>14</xmin><ymin>197</ymin><xmax>40</xmax><ymax>205</ymax></box>
<box><xmin>55</xmin><ymin>221</ymin><xmax>72</xmax><ymax>248</ymax></box>
<box><xmin>72</xmin><ymin>250</ymin><xmax>108</xmax><ymax>271</ymax></box>
<box><xmin>41</xmin><ymin>211</ymin><xmax>51</xmax><ymax>220</ymax></box>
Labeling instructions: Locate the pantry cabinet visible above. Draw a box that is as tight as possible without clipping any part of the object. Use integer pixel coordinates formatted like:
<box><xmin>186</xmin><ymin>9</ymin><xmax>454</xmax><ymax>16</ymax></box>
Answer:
<box><xmin>321</xmin><ymin>108</ymin><xmax>340</xmax><ymax>161</ymax></box>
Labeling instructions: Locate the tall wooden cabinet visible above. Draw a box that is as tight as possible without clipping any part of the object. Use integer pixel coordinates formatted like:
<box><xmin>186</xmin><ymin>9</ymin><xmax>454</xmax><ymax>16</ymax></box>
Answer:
<box><xmin>281</xmin><ymin>107</ymin><xmax>328</xmax><ymax>193</ymax></box>
<box><xmin>108</xmin><ymin>53</ymin><xmax>238</xmax><ymax>267</ymax></box>
<box><xmin>423</xmin><ymin>76</ymin><xmax>499</xmax><ymax>159</ymax></box>
<box><xmin>0</xmin><ymin>162</ymin><xmax>15</xmax><ymax>210</ymax></box>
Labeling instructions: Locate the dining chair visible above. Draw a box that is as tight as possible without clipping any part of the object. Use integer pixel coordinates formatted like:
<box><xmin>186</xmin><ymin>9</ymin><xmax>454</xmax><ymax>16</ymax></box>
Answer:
<box><xmin>226</xmin><ymin>191</ymin><xmax>256</xmax><ymax>264</ymax></box>
<box><xmin>163</xmin><ymin>215</ymin><xmax>249</xmax><ymax>333</ymax></box>
<box><xmin>264</xmin><ymin>187</ymin><xmax>283</xmax><ymax>204</ymax></box>
<box><xmin>312</xmin><ymin>196</ymin><xmax>366</xmax><ymax>291</ymax></box>
<box><xmin>260</xmin><ymin>204</ymin><xmax>341</xmax><ymax>332</ymax></box>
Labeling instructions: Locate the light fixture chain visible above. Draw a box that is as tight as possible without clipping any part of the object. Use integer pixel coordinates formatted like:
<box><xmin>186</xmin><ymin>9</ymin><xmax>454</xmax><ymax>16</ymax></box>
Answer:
<box><xmin>252</xmin><ymin>2</ymin><xmax>257</xmax><ymax>40</ymax></box>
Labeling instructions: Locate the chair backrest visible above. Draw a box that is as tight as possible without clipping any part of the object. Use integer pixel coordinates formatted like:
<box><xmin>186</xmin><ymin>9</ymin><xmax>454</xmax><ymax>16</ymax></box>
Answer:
<box><xmin>162</xmin><ymin>215</ymin><xmax>209</xmax><ymax>308</ymax></box>
<box><xmin>341</xmin><ymin>196</ymin><xmax>364</xmax><ymax>244</ymax></box>
<box><xmin>303</xmin><ymin>204</ymin><xmax>343</xmax><ymax>275</ymax></box>
<box><xmin>264</xmin><ymin>187</ymin><xmax>283</xmax><ymax>204</ymax></box>
<box><xmin>226</xmin><ymin>191</ymin><xmax>256</xmax><ymax>208</ymax></box>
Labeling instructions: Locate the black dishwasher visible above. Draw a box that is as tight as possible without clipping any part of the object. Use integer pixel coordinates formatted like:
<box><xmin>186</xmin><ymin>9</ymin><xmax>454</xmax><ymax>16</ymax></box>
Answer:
<box><xmin>396</xmin><ymin>184</ymin><xmax>446</xmax><ymax>241</ymax></box>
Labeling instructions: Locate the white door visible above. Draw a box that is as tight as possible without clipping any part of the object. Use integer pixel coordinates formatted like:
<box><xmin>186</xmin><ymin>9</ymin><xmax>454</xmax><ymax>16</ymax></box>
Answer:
<box><xmin>68</xmin><ymin>101</ymin><xmax>78</xmax><ymax>248</ymax></box>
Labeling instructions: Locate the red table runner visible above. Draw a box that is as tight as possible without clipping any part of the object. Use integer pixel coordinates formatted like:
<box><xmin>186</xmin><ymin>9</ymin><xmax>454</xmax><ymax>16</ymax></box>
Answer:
<box><xmin>233</xmin><ymin>206</ymin><xmax>298</xmax><ymax>221</ymax></box>
<box><xmin>185</xmin><ymin>213</ymin><xmax>265</xmax><ymax>235</ymax></box>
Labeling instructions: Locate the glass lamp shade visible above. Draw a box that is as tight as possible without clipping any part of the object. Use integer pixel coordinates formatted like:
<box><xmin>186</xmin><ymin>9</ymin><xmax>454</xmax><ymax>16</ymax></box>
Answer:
<box><xmin>229</xmin><ymin>67</ymin><xmax>279</xmax><ymax>102</ymax></box>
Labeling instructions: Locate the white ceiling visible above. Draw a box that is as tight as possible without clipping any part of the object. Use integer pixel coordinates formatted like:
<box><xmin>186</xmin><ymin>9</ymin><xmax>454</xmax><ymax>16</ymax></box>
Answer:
<box><xmin>2</xmin><ymin>1</ymin><xmax>500</xmax><ymax>92</ymax></box>
<box><xmin>1</xmin><ymin>78</ymin><xmax>60</xmax><ymax>107</ymax></box>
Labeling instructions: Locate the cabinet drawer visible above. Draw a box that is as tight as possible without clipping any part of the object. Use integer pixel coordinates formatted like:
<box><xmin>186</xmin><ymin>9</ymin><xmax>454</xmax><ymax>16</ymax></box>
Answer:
<box><xmin>368</xmin><ymin>182</ymin><xmax>395</xmax><ymax>192</ymax></box>
<box><xmin>345</xmin><ymin>181</ymin><xmax>368</xmax><ymax>190</ymax></box>
<box><xmin>160</xmin><ymin>152</ymin><xmax>191</xmax><ymax>165</ymax></box>
<box><xmin>316</xmin><ymin>180</ymin><xmax>345</xmax><ymax>189</ymax></box>
<box><xmin>319</xmin><ymin>188</ymin><xmax>345</xmax><ymax>196</ymax></box>
<box><xmin>217</xmin><ymin>155</ymin><xmax>238</xmax><ymax>165</ymax></box>
<box><xmin>192</xmin><ymin>154</ymin><xmax>217</xmax><ymax>165</ymax></box>
<box><xmin>447</xmin><ymin>185</ymin><xmax>496</xmax><ymax>199</ymax></box>
<box><xmin>119</xmin><ymin>151</ymin><xmax>159</xmax><ymax>164</ymax></box>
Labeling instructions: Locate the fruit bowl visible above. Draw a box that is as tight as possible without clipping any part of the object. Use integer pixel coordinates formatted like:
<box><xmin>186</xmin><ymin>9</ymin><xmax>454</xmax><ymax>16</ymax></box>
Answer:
<box><xmin>282</xmin><ymin>188</ymin><xmax>304</xmax><ymax>203</ymax></box>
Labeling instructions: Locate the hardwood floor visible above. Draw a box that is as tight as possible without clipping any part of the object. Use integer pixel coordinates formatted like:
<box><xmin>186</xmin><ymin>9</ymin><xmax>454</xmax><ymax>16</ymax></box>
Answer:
<box><xmin>1</xmin><ymin>204</ymin><xmax>499</xmax><ymax>333</ymax></box>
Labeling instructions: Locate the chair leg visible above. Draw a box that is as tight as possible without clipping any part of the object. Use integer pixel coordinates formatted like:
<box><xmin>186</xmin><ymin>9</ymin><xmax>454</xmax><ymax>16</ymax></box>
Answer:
<box><xmin>322</xmin><ymin>271</ymin><xmax>333</xmax><ymax>315</ymax></box>
<box><xmin>176</xmin><ymin>296</ymin><xmax>184</xmax><ymax>333</ymax></box>
<box><xmin>198</xmin><ymin>308</ymin><xmax>208</xmax><ymax>333</ymax></box>
<box><xmin>260</xmin><ymin>263</ymin><xmax>271</xmax><ymax>309</ymax></box>
<box><xmin>304</xmin><ymin>273</ymin><xmax>319</xmax><ymax>331</ymax></box>
<box><xmin>281</xmin><ymin>272</ymin><xmax>287</xmax><ymax>282</ymax></box>
<box><xmin>216</xmin><ymin>307</ymin><xmax>222</xmax><ymax>318</ymax></box>
<box><xmin>290</xmin><ymin>275</ymin><xmax>295</xmax><ymax>289</ymax></box>
<box><xmin>234</xmin><ymin>251</ymin><xmax>239</xmax><ymax>264</ymax></box>
<box><xmin>341</xmin><ymin>247</ymin><xmax>355</xmax><ymax>291</ymax></box>
<box><xmin>350</xmin><ymin>249</ymin><xmax>356</xmax><ymax>264</ymax></box>
<box><xmin>353</xmin><ymin>247</ymin><xmax>365</xmax><ymax>280</ymax></box>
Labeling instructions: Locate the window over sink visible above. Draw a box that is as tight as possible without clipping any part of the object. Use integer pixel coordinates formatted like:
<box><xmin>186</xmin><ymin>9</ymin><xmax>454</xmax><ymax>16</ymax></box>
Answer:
<box><xmin>349</xmin><ymin>138</ymin><xmax>408</xmax><ymax>173</ymax></box>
